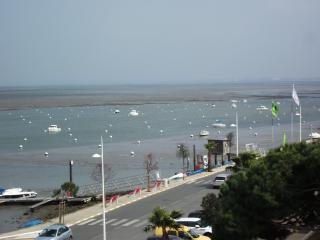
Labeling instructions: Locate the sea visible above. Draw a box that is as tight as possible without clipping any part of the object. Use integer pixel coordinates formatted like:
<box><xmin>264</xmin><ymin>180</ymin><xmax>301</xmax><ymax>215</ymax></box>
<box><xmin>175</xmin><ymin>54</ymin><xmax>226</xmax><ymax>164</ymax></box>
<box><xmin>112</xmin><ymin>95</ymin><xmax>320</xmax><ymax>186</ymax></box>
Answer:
<box><xmin>0</xmin><ymin>81</ymin><xmax>320</xmax><ymax>233</ymax></box>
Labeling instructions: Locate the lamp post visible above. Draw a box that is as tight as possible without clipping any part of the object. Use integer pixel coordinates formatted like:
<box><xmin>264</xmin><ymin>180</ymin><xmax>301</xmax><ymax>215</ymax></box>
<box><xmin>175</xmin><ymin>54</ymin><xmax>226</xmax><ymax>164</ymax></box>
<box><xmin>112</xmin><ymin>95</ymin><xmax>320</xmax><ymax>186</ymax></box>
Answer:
<box><xmin>92</xmin><ymin>136</ymin><xmax>106</xmax><ymax>240</ymax></box>
<box><xmin>69</xmin><ymin>160</ymin><xmax>73</xmax><ymax>183</ymax></box>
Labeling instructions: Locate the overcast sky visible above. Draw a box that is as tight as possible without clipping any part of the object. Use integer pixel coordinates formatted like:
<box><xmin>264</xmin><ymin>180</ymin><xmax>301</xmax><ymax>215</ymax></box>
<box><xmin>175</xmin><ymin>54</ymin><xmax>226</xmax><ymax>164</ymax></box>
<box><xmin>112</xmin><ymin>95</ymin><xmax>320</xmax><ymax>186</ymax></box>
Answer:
<box><xmin>0</xmin><ymin>0</ymin><xmax>319</xmax><ymax>86</ymax></box>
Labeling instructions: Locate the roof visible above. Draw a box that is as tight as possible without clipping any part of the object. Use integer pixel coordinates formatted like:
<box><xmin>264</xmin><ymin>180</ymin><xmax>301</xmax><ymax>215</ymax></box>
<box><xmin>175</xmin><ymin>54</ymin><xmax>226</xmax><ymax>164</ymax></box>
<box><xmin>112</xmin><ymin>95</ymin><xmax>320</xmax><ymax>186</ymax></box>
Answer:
<box><xmin>175</xmin><ymin>217</ymin><xmax>201</xmax><ymax>222</ymax></box>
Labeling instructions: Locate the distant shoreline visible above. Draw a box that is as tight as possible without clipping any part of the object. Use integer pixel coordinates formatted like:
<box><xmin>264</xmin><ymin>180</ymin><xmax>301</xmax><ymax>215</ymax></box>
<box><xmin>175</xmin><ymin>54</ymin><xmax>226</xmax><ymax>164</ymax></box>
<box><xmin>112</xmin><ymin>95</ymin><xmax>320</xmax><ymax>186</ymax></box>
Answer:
<box><xmin>0</xmin><ymin>82</ymin><xmax>319</xmax><ymax>111</ymax></box>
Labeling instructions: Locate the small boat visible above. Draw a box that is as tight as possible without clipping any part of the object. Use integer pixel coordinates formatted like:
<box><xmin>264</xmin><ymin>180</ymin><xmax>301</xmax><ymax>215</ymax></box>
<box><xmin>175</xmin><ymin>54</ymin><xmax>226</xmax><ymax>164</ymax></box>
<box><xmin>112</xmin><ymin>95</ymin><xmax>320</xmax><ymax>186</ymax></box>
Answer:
<box><xmin>20</xmin><ymin>218</ymin><xmax>43</xmax><ymax>228</ymax></box>
<box><xmin>212</xmin><ymin>123</ymin><xmax>226</xmax><ymax>128</ymax></box>
<box><xmin>230</xmin><ymin>123</ymin><xmax>237</xmax><ymax>128</ymax></box>
<box><xmin>0</xmin><ymin>188</ymin><xmax>37</xmax><ymax>198</ymax></box>
<box><xmin>114</xmin><ymin>109</ymin><xmax>120</xmax><ymax>114</ymax></box>
<box><xmin>231</xmin><ymin>103</ymin><xmax>237</xmax><ymax>108</ymax></box>
<box><xmin>47</xmin><ymin>125</ymin><xmax>61</xmax><ymax>132</ymax></box>
<box><xmin>129</xmin><ymin>110</ymin><xmax>139</xmax><ymax>116</ymax></box>
<box><xmin>295</xmin><ymin>112</ymin><xmax>300</xmax><ymax>116</ymax></box>
<box><xmin>199</xmin><ymin>130</ymin><xmax>209</xmax><ymax>136</ymax></box>
<box><xmin>256</xmin><ymin>105</ymin><xmax>269</xmax><ymax>111</ymax></box>
<box><xmin>309</xmin><ymin>132</ymin><xmax>320</xmax><ymax>139</ymax></box>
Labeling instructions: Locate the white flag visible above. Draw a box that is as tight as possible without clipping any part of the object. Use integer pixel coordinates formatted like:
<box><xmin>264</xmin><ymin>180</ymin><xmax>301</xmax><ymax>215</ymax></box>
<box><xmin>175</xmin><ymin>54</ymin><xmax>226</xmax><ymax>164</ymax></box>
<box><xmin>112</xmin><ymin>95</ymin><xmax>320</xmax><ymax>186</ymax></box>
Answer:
<box><xmin>292</xmin><ymin>84</ymin><xmax>300</xmax><ymax>106</ymax></box>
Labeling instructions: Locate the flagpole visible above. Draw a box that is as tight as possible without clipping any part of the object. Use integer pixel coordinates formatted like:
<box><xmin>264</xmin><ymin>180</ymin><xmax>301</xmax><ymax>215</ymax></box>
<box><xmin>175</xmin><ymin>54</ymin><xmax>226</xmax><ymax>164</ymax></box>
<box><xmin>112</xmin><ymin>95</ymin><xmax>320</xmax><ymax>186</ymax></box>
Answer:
<box><xmin>272</xmin><ymin>117</ymin><xmax>274</xmax><ymax>147</ymax></box>
<box><xmin>299</xmin><ymin>105</ymin><xmax>302</xmax><ymax>142</ymax></box>
<box><xmin>290</xmin><ymin>99</ymin><xmax>293</xmax><ymax>142</ymax></box>
<box><xmin>236</xmin><ymin>111</ymin><xmax>239</xmax><ymax>157</ymax></box>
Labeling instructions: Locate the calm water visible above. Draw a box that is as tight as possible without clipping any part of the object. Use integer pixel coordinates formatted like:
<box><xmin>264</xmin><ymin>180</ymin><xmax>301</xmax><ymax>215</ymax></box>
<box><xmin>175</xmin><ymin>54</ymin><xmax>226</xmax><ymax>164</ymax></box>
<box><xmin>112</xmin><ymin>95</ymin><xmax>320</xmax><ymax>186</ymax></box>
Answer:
<box><xmin>0</xmin><ymin>82</ymin><xmax>320</xmax><ymax>232</ymax></box>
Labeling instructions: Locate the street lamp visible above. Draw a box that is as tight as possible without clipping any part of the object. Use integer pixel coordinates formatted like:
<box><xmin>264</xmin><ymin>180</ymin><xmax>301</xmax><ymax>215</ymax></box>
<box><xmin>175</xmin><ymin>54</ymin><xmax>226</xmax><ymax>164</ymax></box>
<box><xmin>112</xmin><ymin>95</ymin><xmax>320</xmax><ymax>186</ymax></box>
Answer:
<box><xmin>69</xmin><ymin>160</ymin><xmax>74</xmax><ymax>183</ymax></box>
<box><xmin>92</xmin><ymin>136</ymin><xmax>106</xmax><ymax>240</ymax></box>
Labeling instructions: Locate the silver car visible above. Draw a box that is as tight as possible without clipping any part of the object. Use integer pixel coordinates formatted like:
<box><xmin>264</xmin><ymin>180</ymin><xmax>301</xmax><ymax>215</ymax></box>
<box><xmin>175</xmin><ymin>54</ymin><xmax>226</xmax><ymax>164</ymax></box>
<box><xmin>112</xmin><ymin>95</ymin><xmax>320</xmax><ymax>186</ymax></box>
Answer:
<box><xmin>36</xmin><ymin>224</ymin><xmax>72</xmax><ymax>240</ymax></box>
<box><xmin>212</xmin><ymin>173</ymin><xmax>231</xmax><ymax>189</ymax></box>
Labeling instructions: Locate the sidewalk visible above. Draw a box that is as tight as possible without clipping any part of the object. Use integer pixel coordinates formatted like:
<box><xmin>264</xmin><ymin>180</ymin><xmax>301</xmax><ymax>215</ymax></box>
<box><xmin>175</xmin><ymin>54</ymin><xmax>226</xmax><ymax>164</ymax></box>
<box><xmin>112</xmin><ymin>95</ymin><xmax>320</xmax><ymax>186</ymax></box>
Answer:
<box><xmin>0</xmin><ymin>166</ymin><xmax>227</xmax><ymax>240</ymax></box>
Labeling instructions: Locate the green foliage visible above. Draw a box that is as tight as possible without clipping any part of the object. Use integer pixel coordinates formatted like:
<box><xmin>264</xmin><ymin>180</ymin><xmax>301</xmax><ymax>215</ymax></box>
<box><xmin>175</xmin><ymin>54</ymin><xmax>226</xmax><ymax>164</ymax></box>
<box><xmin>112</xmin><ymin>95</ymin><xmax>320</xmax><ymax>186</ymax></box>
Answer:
<box><xmin>201</xmin><ymin>193</ymin><xmax>219</xmax><ymax>235</ymax></box>
<box><xmin>232</xmin><ymin>151</ymin><xmax>258</xmax><ymax>172</ymax></box>
<box><xmin>203</xmin><ymin>142</ymin><xmax>320</xmax><ymax>240</ymax></box>
<box><xmin>205</xmin><ymin>142</ymin><xmax>216</xmax><ymax>171</ymax></box>
<box><xmin>144</xmin><ymin>207</ymin><xmax>182</xmax><ymax>239</ymax></box>
<box><xmin>52</xmin><ymin>188</ymin><xmax>61</xmax><ymax>198</ymax></box>
<box><xmin>61</xmin><ymin>181</ymin><xmax>79</xmax><ymax>197</ymax></box>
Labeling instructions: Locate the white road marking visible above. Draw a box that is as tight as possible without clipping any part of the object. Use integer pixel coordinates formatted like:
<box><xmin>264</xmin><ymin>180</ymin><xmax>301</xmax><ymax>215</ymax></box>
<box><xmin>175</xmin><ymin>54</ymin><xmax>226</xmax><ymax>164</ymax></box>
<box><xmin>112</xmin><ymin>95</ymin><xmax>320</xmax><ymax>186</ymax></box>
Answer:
<box><xmin>122</xmin><ymin>219</ymin><xmax>140</xmax><ymax>226</ymax></box>
<box><xmin>103</xmin><ymin>219</ymin><xmax>118</xmax><ymax>225</ymax></box>
<box><xmin>110</xmin><ymin>218</ymin><xmax>128</xmax><ymax>226</ymax></box>
<box><xmin>88</xmin><ymin>218</ymin><xmax>104</xmax><ymax>225</ymax></box>
<box><xmin>77</xmin><ymin>218</ymin><xmax>96</xmax><ymax>225</ymax></box>
<box><xmin>133</xmin><ymin>219</ymin><xmax>148</xmax><ymax>227</ymax></box>
<box><xmin>195</xmin><ymin>180</ymin><xmax>205</xmax><ymax>184</ymax></box>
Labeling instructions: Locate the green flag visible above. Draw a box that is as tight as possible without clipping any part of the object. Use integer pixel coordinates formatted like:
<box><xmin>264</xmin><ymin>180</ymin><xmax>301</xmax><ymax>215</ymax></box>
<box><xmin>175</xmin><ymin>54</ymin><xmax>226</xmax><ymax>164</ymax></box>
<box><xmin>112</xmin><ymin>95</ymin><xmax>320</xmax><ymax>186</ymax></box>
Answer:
<box><xmin>271</xmin><ymin>101</ymin><xmax>279</xmax><ymax>118</ymax></box>
<box><xmin>282</xmin><ymin>131</ymin><xmax>287</xmax><ymax>146</ymax></box>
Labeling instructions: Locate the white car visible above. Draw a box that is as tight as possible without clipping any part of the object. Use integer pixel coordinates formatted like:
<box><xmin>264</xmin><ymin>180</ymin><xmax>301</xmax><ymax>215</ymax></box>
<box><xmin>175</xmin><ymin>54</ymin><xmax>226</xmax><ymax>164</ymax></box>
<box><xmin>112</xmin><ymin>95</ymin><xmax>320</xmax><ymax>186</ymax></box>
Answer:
<box><xmin>212</xmin><ymin>173</ymin><xmax>231</xmax><ymax>189</ymax></box>
<box><xmin>175</xmin><ymin>217</ymin><xmax>212</xmax><ymax>238</ymax></box>
<box><xmin>36</xmin><ymin>224</ymin><xmax>72</xmax><ymax>240</ymax></box>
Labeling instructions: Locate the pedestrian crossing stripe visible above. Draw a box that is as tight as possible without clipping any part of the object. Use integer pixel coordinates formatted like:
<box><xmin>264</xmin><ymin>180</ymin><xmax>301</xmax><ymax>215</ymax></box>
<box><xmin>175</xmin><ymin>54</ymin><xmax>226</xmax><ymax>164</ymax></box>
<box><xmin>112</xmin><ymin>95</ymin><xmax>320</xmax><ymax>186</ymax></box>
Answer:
<box><xmin>110</xmin><ymin>218</ymin><xmax>128</xmax><ymax>226</ymax></box>
<box><xmin>88</xmin><ymin>218</ymin><xmax>104</xmax><ymax>225</ymax></box>
<box><xmin>78</xmin><ymin>218</ymin><xmax>96</xmax><ymax>225</ymax></box>
<box><xmin>105</xmin><ymin>219</ymin><xmax>118</xmax><ymax>224</ymax></box>
<box><xmin>122</xmin><ymin>219</ymin><xmax>140</xmax><ymax>226</ymax></box>
<box><xmin>133</xmin><ymin>219</ymin><xmax>148</xmax><ymax>227</ymax></box>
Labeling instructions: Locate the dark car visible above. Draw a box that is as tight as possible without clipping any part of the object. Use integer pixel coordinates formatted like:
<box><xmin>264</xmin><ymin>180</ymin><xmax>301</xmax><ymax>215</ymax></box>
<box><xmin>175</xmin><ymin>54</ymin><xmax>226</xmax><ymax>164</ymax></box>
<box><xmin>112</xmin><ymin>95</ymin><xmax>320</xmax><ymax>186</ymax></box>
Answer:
<box><xmin>188</xmin><ymin>210</ymin><xmax>202</xmax><ymax>219</ymax></box>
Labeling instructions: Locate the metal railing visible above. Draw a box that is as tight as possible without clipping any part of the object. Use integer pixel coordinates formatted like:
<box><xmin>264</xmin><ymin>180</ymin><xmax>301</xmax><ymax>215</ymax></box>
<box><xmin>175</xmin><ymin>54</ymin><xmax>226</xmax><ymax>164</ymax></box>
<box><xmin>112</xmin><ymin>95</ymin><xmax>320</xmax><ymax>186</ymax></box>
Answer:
<box><xmin>78</xmin><ymin>174</ymin><xmax>156</xmax><ymax>196</ymax></box>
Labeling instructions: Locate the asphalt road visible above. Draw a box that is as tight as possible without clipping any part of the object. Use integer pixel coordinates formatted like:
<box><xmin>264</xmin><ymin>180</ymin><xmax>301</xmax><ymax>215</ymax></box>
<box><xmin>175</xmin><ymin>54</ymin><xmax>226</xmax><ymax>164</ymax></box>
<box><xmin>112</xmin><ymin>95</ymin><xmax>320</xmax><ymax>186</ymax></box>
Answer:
<box><xmin>71</xmin><ymin>174</ymin><xmax>220</xmax><ymax>240</ymax></box>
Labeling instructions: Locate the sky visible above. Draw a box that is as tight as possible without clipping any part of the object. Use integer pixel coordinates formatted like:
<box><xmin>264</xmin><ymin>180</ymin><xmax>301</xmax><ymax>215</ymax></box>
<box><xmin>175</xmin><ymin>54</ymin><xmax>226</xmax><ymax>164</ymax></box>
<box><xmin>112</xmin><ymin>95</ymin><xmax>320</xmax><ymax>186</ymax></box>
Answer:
<box><xmin>0</xmin><ymin>0</ymin><xmax>320</xmax><ymax>86</ymax></box>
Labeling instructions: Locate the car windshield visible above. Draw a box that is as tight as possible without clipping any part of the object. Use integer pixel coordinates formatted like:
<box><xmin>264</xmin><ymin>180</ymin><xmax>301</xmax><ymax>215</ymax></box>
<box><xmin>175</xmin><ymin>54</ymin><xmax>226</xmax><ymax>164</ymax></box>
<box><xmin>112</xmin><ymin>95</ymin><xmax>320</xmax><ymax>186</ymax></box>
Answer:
<box><xmin>215</xmin><ymin>176</ymin><xmax>226</xmax><ymax>181</ymax></box>
<box><xmin>188</xmin><ymin>229</ymin><xmax>199</xmax><ymax>238</ymax></box>
<box><xmin>39</xmin><ymin>229</ymin><xmax>57</xmax><ymax>237</ymax></box>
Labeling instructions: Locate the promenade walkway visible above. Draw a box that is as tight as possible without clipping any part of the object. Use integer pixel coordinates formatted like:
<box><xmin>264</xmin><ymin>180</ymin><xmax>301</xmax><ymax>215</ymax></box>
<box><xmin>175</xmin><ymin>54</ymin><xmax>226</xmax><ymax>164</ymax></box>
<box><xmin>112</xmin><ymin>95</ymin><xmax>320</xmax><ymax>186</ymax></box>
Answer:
<box><xmin>0</xmin><ymin>166</ymin><xmax>227</xmax><ymax>240</ymax></box>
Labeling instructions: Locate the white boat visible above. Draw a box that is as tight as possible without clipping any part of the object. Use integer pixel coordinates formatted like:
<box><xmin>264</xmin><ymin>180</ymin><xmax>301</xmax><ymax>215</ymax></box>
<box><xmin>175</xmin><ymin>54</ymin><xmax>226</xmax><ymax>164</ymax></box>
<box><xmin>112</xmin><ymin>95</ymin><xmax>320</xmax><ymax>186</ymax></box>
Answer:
<box><xmin>0</xmin><ymin>188</ymin><xmax>37</xmax><ymax>198</ymax></box>
<box><xmin>256</xmin><ymin>105</ymin><xmax>269</xmax><ymax>111</ymax></box>
<box><xmin>199</xmin><ymin>130</ymin><xmax>209</xmax><ymax>136</ymax></box>
<box><xmin>295</xmin><ymin>112</ymin><xmax>300</xmax><ymax>116</ymax></box>
<box><xmin>212</xmin><ymin>123</ymin><xmax>226</xmax><ymax>128</ymax></box>
<box><xmin>231</xmin><ymin>103</ymin><xmax>237</xmax><ymax>108</ymax></box>
<box><xmin>230</xmin><ymin>123</ymin><xmax>237</xmax><ymax>128</ymax></box>
<box><xmin>309</xmin><ymin>132</ymin><xmax>320</xmax><ymax>139</ymax></box>
<box><xmin>129</xmin><ymin>110</ymin><xmax>139</xmax><ymax>116</ymax></box>
<box><xmin>47</xmin><ymin>124</ymin><xmax>61</xmax><ymax>132</ymax></box>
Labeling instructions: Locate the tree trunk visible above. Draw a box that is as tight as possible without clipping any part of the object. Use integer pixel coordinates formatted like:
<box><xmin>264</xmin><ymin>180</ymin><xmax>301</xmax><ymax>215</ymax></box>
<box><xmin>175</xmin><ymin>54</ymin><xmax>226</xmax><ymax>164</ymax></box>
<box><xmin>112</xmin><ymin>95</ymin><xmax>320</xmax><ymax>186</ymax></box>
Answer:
<box><xmin>182</xmin><ymin>156</ymin><xmax>185</xmax><ymax>180</ymax></box>
<box><xmin>147</xmin><ymin>174</ymin><xmax>150</xmax><ymax>192</ymax></box>
<box><xmin>208</xmin><ymin>151</ymin><xmax>212</xmax><ymax>172</ymax></box>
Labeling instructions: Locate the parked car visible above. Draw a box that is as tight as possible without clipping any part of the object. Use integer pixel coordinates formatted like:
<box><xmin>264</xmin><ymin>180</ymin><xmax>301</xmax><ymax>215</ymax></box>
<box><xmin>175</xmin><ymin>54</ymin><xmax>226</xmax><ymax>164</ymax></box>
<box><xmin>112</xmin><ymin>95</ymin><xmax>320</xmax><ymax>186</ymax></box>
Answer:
<box><xmin>188</xmin><ymin>210</ymin><xmax>202</xmax><ymax>219</ymax></box>
<box><xmin>175</xmin><ymin>217</ymin><xmax>212</xmax><ymax>238</ymax></box>
<box><xmin>36</xmin><ymin>224</ymin><xmax>72</xmax><ymax>240</ymax></box>
<box><xmin>212</xmin><ymin>173</ymin><xmax>231</xmax><ymax>189</ymax></box>
<box><xmin>154</xmin><ymin>225</ymin><xmax>210</xmax><ymax>240</ymax></box>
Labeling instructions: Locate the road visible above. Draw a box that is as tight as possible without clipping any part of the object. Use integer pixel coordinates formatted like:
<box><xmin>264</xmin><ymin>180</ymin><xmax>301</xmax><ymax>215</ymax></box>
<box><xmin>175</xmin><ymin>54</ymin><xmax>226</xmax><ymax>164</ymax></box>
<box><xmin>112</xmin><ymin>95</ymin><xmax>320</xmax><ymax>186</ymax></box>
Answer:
<box><xmin>71</xmin><ymin>174</ymin><xmax>219</xmax><ymax>240</ymax></box>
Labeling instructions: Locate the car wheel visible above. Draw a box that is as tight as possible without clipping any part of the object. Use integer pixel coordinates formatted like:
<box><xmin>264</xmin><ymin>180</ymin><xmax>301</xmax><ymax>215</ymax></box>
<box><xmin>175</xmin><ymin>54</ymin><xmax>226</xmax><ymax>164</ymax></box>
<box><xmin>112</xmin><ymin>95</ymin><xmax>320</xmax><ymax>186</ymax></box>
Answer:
<box><xmin>204</xmin><ymin>233</ymin><xmax>212</xmax><ymax>239</ymax></box>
